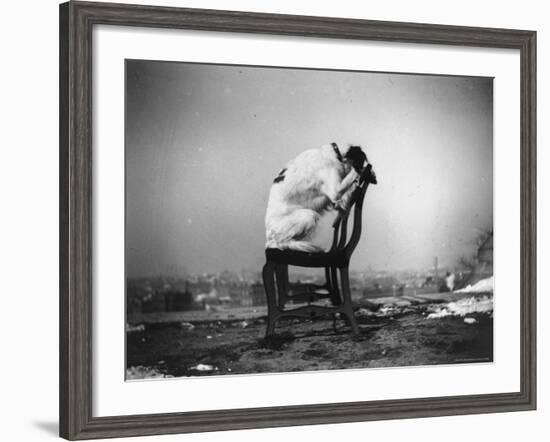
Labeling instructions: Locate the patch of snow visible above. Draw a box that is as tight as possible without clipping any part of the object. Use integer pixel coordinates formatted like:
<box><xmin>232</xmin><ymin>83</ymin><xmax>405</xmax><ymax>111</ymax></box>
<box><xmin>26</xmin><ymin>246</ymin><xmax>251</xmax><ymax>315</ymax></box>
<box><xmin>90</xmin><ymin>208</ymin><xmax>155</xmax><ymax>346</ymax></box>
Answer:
<box><xmin>356</xmin><ymin>305</ymin><xmax>414</xmax><ymax>318</ymax></box>
<box><xmin>427</xmin><ymin>295</ymin><xmax>493</xmax><ymax>319</ymax></box>
<box><xmin>464</xmin><ymin>317</ymin><xmax>477</xmax><ymax>324</ymax></box>
<box><xmin>426</xmin><ymin>308</ymin><xmax>452</xmax><ymax>319</ymax></box>
<box><xmin>455</xmin><ymin>276</ymin><xmax>494</xmax><ymax>293</ymax></box>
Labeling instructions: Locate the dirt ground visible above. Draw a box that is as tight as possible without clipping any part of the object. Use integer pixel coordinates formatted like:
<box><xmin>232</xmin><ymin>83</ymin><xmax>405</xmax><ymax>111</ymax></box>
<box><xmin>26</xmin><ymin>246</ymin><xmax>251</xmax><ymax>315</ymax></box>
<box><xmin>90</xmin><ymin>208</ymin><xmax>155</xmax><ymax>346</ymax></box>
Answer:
<box><xmin>126</xmin><ymin>303</ymin><xmax>493</xmax><ymax>378</ymax></box>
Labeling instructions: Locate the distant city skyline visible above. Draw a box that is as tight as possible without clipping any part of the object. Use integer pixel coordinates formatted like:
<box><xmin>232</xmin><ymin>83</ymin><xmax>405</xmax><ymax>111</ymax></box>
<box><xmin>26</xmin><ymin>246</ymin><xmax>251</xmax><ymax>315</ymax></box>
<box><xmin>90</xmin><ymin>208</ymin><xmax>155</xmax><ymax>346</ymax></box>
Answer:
<box><xmin>129</xmin><ymin>261</ymin><xmax>464</xmax><ymax>281</ymax></box>
<box><xmin>126</xmin><ymin>60</ymin><xmax>493</xmax><ymax>277</ymax></box>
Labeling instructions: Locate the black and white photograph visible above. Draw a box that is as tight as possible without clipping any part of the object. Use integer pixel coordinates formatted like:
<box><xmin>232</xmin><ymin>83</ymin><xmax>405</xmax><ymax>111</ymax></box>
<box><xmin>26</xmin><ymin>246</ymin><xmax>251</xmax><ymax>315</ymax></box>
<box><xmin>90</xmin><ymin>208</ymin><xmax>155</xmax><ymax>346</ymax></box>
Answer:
<box><xmin>1</xmin><ymin>0</ymin><xmax>544</xmax><ymax>439</ymax></box>
<box><xmin>125</xmin><ymin>60</ymin><xmax>494</xmax><ymax>379</ymax></box>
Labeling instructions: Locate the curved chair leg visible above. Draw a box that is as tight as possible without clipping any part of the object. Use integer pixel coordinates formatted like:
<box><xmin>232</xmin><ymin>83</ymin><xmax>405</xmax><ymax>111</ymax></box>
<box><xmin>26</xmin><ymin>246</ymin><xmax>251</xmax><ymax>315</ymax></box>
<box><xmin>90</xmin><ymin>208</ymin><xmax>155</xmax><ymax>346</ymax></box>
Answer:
<box><xmin>262</xmin><ymin>262</ymin><xmax>278</xmax><ymax>338</ymax></box>
<box><xmin>326</xmin><ymin>266</ymin><xmax>340</xmax><ymax>306</ymax></box>
<box><xmin>339</xmin><ymin>267</ymin><xmax>359</xmax><ymax>335</ymax></box>
<box><xmin>325</xmin><ymin>266</ymin><xmax>333</xmax><ymax>296</ymax></box>
<box><xmin>275</xmin><ymin>264</ymin><xmax>289</xmax><ymax>309</ymax></box>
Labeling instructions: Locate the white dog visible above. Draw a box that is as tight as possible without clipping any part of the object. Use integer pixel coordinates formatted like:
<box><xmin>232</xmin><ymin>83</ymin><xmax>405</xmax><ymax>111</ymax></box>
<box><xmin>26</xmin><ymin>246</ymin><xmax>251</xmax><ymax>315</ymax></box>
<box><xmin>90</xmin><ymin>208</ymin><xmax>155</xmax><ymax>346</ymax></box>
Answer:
<box><xmin>265</xmin><ymin>143</ymin><xmax>369</xmax><ymax>252</ymax></box>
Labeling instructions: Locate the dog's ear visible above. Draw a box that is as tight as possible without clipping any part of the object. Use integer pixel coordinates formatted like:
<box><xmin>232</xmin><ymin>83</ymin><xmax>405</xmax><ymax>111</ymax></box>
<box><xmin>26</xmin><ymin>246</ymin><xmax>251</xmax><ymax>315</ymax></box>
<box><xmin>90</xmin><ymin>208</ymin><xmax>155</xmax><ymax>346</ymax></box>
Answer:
<box><xmin>345</xmin><ymin>145</ymin><xmax>367</xmax><ymax>173</ymax></box>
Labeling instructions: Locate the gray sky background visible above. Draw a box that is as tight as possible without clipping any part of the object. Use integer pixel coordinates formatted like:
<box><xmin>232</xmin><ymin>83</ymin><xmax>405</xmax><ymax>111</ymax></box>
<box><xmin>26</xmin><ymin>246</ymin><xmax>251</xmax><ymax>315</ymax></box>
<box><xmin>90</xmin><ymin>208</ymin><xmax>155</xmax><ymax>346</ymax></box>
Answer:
<box><xmin>125</xmin><ymin>60</ymin><xmax>493</xmax><ymax>277</ymax></box>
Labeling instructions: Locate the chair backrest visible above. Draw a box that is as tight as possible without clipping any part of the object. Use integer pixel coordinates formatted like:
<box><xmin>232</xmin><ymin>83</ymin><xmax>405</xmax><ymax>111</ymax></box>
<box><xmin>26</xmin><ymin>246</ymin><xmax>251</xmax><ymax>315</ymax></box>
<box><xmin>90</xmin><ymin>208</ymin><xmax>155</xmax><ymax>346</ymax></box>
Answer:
<box><xmin>330</xmin><ymin>163</ymin><xmax>376</xmax><ymax>259</ymax></box>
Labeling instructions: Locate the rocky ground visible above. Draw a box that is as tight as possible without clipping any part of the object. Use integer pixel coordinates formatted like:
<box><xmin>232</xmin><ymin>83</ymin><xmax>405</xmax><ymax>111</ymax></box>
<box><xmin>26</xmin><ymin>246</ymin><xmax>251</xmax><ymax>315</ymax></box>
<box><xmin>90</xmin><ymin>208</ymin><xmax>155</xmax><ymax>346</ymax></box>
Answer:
<box><xmin>126</xmin><ymin>291</ymin><xmax>493</xmax><ymax>379</ymax></box>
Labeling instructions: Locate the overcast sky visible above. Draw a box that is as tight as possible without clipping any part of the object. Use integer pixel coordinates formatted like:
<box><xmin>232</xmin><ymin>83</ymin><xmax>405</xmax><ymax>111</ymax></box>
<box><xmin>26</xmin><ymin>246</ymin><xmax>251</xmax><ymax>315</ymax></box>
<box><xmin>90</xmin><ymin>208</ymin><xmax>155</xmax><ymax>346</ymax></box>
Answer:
<box><xmin>125</xmin><ymin>60</ymin><xmax>493</xmax><ymax>277</ymax></box>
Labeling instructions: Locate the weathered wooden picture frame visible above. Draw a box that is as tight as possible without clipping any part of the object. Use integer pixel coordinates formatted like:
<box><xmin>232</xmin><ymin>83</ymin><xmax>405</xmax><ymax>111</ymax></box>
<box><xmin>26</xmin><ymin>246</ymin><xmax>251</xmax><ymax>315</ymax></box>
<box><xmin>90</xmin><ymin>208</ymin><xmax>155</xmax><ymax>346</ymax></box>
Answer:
<box><xmin>59</xmin><ymin>1</ymin><xmax>536</xmax><ymax>439</ymax></box>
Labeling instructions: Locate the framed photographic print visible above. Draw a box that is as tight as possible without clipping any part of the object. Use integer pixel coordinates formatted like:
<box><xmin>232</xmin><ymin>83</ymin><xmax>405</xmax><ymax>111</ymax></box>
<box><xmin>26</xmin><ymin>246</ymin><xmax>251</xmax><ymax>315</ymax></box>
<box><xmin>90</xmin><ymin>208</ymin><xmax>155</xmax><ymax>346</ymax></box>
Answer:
<box><xmin>59</xmin><ymin>1</ymin><xmax>536</xmax><ymax>439</ymax></box>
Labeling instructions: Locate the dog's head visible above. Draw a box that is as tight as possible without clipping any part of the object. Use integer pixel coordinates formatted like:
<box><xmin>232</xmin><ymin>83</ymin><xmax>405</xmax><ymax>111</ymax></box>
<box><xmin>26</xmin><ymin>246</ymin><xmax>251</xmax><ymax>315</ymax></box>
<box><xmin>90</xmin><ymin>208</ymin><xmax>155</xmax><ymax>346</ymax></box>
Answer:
<box><xmin>344</xmin><ymin>145</ymin><xmax>368</xmax><ymax>173</ymax></box>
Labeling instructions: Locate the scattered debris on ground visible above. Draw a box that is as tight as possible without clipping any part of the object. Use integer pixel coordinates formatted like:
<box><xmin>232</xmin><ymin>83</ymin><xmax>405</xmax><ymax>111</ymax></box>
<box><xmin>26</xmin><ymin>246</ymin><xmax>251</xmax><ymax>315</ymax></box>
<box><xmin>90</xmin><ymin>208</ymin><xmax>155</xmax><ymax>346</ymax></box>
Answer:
<box><xmin>127</xmin><ymin>306</ymin><xmax>493</xmax><ymax>379</ymax></box>
<box><xmin>126</xmin><ymin>282</ymin><xmax>495</xmax><ymax>379</ymax></box>
<box><xmin>126</xmin><ymin>365</ymin><xmax>173</xmax><ymax>380</ymax></box>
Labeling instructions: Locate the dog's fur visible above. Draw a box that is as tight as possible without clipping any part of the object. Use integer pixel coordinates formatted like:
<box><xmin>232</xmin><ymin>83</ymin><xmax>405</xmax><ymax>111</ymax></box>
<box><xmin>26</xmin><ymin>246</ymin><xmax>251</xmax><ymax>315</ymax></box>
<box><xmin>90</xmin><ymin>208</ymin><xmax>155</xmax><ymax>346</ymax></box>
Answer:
<box><xmin>265</xmin><ymin>143</ymin><xmax>368</xmax><ymax>252</ymax></box>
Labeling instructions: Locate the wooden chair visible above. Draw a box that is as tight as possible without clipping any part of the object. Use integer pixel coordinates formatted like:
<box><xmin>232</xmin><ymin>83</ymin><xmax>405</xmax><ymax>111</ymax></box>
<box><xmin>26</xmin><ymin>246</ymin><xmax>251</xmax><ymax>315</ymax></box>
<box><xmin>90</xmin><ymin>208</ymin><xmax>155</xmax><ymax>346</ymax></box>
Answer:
<box><xmin>262</xmin><ymin>164</ymin><xmax>377</xmax><ymax>338</ymax></box>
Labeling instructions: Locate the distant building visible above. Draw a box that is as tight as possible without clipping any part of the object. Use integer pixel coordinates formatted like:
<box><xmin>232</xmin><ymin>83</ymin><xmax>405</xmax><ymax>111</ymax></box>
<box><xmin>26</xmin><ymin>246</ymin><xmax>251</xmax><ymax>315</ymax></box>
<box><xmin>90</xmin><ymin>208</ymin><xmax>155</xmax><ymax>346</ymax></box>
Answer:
<box><xmin>127</xmin><ymin>278</ymin><xmax>196</xmax><ymax>313</ymax></box>
<box><xmin>164</xmin><ymin>288</ymin><xmax>194</xmax><ymax>311</ymax></box>
<box><xmin>249</xmin><ymin>282</ymin><xmax>267</xmax><ymax>306</ymax></box>
<box><xmin>141</xmin><ymin>291</ymin><xmax>167</xmax><ymax>313</ymax></box>
<box><xmin>195</xmin><ymin>288</ymin><xmax>219</xmax><ymax>307</ymax></box>
<box><xmin>228</xmin><ymin>286</ymin><xmax>250</xmax><ymax>306</ymax></box>
<box><xmin>188</xmin><ymin>280</ymin><xmax>212</xmax><ymax>296</ymax></box>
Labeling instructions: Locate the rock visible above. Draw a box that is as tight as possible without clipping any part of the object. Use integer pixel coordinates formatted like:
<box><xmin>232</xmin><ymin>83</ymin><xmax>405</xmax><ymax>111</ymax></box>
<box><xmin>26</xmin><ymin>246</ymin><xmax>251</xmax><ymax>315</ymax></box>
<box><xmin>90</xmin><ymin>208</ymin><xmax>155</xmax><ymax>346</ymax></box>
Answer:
<box><xmin>356</xmin><ymin>308</ymin><xmax>373</xmax><ymax>317</ymax></box>
<box><xmin>126</xmin><ymin>323</ymin><xmax>145</xmax><ymax>332</ymax></box>
<box><xmin>189</xmin><ymin>363</ymin><xmax>217</xmax><ymax>372</ymax></box>
<box><xmin>180</xmin><ymin>322</ymin><xmax>195</xmax><ymax>330</ymax></box>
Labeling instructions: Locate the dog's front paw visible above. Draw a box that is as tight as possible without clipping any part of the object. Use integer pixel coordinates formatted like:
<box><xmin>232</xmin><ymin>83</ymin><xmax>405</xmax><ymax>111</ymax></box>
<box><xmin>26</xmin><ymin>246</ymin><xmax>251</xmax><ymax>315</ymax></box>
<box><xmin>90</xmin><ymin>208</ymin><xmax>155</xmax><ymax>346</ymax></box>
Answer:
<box><xmin>334</xmin><ymin>200</ymin><xmax>349</xmax><ymax>213</ymax></box>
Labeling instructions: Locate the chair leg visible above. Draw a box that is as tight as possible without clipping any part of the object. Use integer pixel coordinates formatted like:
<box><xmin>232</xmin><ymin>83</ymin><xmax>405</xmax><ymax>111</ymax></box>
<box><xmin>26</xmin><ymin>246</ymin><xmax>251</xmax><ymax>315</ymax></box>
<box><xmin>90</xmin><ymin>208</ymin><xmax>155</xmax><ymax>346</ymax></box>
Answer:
<box><xmin>324</xmin><ymin>267</ymin><xmax>332</xmax><ymax>292</ymax></box>
<box><xmin>262</xmin><ymin>262</ymin><xmax>278</xmax><ymax>338</ymax></box>
<box><xmin>325</xmin><ymin>267</ymin><xmax>334</xmax><ymax>303</ymax></box>
<box><xmin>330</xmin><ymin>267</ymin><xmax>342</xmax><ymax>305</ymax></box>
<box><xmin>339</xmin><ymin>267</ymin><xmax>359</xmax><ymax>335</ymax></box>
<box><xmin>275</xmin><ymin>264</ymin><xmax>289</xmax><ymax>309</ymax></box>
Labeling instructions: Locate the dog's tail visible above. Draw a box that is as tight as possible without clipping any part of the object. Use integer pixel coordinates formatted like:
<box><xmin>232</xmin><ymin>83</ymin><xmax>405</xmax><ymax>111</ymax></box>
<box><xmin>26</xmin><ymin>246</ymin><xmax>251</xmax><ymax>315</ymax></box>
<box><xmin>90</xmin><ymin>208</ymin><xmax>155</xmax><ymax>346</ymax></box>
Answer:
<box><xmin>283</xmin><ymin>240</ymin><xmax>324</xmax><ymax>253</ymax></box>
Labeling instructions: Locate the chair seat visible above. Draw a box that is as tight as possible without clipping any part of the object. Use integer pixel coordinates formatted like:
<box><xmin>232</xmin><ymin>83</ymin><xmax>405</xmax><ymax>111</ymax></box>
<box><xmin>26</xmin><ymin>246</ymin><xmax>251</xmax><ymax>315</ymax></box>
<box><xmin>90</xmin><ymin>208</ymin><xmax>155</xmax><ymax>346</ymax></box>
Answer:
<box><xmin>265</xmin><ymin>247</ymin><xmax>348</xmax><ymax>268</ymax></box>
